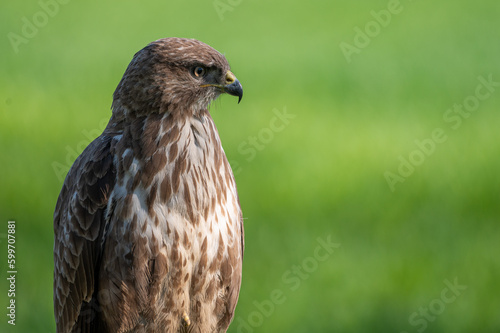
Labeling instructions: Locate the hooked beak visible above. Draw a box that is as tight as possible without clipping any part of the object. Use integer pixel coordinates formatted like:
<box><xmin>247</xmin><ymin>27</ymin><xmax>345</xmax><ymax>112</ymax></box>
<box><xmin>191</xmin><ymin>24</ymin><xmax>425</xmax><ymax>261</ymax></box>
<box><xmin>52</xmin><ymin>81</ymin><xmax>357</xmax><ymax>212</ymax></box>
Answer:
<box><xmin>201</xmin><ymin>70</ymin><xmax>243</xmax><ymax>103</ymax></box>
<box><xmin>223</xmin><ymin>71</ymin><xmax>243</xmax><ymax>103</ymax></box>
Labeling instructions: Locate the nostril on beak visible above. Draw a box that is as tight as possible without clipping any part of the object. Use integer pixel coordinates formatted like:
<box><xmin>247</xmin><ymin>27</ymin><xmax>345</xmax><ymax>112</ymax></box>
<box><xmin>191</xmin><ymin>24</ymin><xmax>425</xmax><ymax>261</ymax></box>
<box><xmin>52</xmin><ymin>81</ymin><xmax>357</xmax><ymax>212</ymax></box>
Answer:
<box><xmin>225</xmin><ymin>71</ymin><xmax>236</xmax><ymax>85</ymax></box>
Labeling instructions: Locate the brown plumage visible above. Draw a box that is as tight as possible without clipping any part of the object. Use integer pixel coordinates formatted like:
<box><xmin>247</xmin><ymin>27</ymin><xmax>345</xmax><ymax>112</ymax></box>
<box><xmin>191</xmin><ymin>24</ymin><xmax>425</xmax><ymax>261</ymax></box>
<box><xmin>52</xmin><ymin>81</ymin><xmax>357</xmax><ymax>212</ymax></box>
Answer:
<box><xmin>53</xmin><ymin>38</ymin><xmax>244</xmax><ymax>333</ymax></box>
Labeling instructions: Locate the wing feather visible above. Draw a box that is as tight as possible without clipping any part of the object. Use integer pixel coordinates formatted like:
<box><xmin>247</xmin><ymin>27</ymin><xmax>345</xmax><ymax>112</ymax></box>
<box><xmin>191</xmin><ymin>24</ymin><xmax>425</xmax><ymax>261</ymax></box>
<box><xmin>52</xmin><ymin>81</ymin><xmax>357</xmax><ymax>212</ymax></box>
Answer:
<box><xmin>54</xmin><ymin>135</ymin><xmax>116</xmax><ymax>333</ymax></box>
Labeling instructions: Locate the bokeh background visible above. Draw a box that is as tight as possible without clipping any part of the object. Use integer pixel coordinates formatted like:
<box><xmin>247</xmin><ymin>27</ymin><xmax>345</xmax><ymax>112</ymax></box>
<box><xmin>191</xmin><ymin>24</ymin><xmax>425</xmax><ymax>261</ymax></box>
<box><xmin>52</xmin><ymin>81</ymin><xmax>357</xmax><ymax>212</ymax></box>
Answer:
<box><xmin>1</xmin><ymin>0</ymin><xmax>499</xmax><ymax>332</ymax></box>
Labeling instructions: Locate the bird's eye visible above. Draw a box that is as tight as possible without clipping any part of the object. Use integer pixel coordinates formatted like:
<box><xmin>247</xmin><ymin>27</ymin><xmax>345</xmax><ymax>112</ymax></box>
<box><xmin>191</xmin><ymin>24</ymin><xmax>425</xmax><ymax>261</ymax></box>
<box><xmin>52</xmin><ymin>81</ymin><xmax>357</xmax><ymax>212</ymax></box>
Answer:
<box><xmin>192</xmin><ymin>66</ymin><xmax>206</xmax><ymax>78</ymax></box>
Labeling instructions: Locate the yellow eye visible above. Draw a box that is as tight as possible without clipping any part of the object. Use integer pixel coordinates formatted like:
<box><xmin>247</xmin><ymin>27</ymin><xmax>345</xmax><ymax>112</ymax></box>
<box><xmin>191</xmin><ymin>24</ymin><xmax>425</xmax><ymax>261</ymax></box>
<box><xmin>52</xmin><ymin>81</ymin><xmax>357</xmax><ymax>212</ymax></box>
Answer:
<box><xmin>193</xmin><ymin>66</ymin><xmax>206</xmax><ymax>77</ymax></box>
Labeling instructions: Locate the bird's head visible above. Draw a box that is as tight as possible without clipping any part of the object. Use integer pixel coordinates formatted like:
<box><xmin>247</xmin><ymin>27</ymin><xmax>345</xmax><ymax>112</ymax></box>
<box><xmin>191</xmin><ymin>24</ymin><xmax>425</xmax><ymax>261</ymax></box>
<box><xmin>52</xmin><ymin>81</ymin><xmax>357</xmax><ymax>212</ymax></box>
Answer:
<box><xmin>112</xmin><ymin>37</ymin><xmax>243</xmax><ymax>118</ymax></box>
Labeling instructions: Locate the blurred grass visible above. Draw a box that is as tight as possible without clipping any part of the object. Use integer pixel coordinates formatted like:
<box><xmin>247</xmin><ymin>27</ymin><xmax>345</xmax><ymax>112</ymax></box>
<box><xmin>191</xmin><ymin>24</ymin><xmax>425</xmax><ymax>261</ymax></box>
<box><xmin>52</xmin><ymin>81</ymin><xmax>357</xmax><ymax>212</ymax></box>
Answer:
<box><xmin>1</xmin><ymin>0</ymin><xmax>500</xmax><ymax>332</ymax></box>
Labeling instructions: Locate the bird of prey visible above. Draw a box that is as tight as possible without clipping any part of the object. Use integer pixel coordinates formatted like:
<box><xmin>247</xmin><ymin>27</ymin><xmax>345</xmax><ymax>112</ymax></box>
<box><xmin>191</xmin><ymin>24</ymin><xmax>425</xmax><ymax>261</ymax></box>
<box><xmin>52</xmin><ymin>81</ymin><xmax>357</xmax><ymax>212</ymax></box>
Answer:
<box><xmin>53</xmin><ymin>37</ymin><xmax>244</xmax><ymax>333</ymax></box>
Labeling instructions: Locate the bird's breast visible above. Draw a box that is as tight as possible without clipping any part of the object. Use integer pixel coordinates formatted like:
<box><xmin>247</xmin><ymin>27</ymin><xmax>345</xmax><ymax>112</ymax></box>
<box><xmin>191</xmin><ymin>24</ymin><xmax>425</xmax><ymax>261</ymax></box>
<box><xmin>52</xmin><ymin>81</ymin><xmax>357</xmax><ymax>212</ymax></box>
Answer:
<box><xmin>97</xmin><ymin>113</ymin><xmax>242</xmax><ymax>331</ymax></box>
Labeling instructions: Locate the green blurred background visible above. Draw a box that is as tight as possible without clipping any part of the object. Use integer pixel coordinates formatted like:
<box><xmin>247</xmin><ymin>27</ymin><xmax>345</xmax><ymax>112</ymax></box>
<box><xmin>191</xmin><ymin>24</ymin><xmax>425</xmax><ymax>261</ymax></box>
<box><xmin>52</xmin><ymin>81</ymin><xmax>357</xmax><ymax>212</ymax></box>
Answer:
<box><xmin>1</xmin><ymin>0</ymin><xmax>499</xmax><ymax>332</ymax></box>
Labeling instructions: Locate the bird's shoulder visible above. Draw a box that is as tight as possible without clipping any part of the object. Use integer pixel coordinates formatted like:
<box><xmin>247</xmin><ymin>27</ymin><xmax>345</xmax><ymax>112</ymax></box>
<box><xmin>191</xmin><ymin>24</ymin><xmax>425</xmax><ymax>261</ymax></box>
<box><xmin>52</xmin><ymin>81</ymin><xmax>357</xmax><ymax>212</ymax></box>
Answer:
<box><xmin>55</xmin><ymin>134</ymin><xmax>117</xmax><ymax>225</ymax></box>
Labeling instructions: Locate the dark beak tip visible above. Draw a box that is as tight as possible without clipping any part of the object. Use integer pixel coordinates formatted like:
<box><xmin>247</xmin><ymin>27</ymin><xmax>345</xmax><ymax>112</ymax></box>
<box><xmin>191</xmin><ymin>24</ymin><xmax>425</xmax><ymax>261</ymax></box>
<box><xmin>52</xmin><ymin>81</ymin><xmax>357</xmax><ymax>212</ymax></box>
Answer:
<box><xmin>225</xmin><ymin>79</ymin><xmax>243</xmax><ymax>104</ymax></box>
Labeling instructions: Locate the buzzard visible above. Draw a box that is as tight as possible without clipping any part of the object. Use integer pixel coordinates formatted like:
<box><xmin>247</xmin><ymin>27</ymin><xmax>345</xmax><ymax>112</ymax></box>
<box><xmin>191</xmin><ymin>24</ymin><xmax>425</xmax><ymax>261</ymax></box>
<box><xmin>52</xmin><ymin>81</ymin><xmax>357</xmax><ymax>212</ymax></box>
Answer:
<box><xmin>53</xmin><ymin>38</ymin><xmax>244</xmax><ymax>333</ymax></box>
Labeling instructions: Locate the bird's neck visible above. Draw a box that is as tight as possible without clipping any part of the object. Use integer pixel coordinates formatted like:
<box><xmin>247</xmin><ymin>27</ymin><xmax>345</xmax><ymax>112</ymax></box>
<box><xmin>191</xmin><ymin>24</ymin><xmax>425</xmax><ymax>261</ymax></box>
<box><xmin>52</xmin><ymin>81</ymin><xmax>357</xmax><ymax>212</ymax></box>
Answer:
<box><xmin>107</xmin><ymin>108</ymin><xmax>222</xmax><ymax>157</ymax></box>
